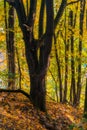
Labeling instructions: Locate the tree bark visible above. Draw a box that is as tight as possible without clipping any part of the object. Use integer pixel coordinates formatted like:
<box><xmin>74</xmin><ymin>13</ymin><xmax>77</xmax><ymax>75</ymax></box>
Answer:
<box><xmin>70</xmin><ymin>11</ymin><xmax>77</xmax><ymax>105</ymax></box>
<box><xmin>77</xmin><ymin>0</ymin><xmax>85</xmax><ymax>105</ymax></box>
<box><xmin>84</xmin><ymin>77</ymin><xmax>87</xmax><ymax>118</ymax></box>
<box><xmin>4</xmin><ymin>3</ymin><xmax>15</xmax><ymax>89</ymax></box>
<box><xmin>54</xmin><ymin>34</ymin><xmax>63</xmax><ymax>102</ymax></box>
<box><xmin>63</xmin><ymin>8</ymin><xmax>69</xmax><ymax>103</ymax></box>
<box><xmin>30</xmin><ymin>74</ymin><xmax>46</xmax><ymax>111</ymax></box>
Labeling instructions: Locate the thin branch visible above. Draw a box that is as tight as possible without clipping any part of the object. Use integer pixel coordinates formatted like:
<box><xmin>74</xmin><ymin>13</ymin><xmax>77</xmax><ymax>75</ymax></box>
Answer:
<box><xmin>54</xmin><ymin>0</ymin><xmax>81</xmax><ymax>30</ymax></box>
<box><xmin>54</xmin><ymin>0</ymin><xmax>67</xmax><ymax>30</ymax></box>
<box><xmin>39</xmin><ymin>0</ymin><xmax>45</xmax><ymax>38</ymax></box>
<box><xmin>15</xmin><ymin>47</ymin><xmax>22</xmax><ymax>90</ymax></box>
<box><xmin>67</xmin><ymin>0</ymin><xmax>80</xmax><ymax>6</ymax></box>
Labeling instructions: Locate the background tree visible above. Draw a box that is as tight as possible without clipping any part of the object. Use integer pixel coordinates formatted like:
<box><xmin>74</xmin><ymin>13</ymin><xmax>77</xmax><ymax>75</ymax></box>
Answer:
<box><xmin>84</xmin><ymin>72</ymin><xmax>87</xmax><ymax>118</ymax></box>
<box><xmin>4</xmin><ymin>1</ymin><xmax>15</xmax><ymax>89</ymax></box>
<box><xmin>77</xmin><ymin>0</ymin><xmax>86</xmax><ymax>105</ymax></box>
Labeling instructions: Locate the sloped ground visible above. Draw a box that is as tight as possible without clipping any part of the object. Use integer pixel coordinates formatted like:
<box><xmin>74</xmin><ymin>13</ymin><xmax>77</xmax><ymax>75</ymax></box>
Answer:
<box><xmin>0</xmin><ymin>92</ymin><xmax>83</xmax><ymax>130</ymax></box>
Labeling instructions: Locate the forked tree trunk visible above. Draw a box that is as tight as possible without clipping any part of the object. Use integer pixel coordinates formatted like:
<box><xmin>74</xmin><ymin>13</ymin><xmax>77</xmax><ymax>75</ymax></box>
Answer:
<box><xmin>23</xmin><ymin>0</ymin><xmax>53</xmax><ymax>111</ymax></box>
<box><xmin>6</xmin><ymin>0</ymin><xmax>66</xmax><ymax>111</ymax></box>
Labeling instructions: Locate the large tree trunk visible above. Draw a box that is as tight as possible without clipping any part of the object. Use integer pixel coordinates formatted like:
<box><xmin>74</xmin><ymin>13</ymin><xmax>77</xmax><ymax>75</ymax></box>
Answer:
<box><xmin>6</xmin><ymin>0</ymin><xmax>65</xmax><ymax>111</ymax></box>
<box><xmin>30</xmin><ymin>74</ymin><xmax>46</xmax><ymax>111</ymax></box>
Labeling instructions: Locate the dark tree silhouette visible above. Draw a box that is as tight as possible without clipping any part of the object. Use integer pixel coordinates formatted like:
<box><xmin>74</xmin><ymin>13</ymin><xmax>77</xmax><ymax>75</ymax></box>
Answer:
<box><xmin>5</xmin><ymin>0</ymin><xmax>67</xmax><ymax>111</ymax></box>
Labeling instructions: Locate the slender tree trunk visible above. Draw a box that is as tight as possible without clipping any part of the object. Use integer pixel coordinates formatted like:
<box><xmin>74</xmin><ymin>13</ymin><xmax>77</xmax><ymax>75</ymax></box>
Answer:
<box><xmin>86</xmin><ymin>9</ymin><xmax>87</xmax><ymax>30</ymax></box>
<box><xmin>8</xmin><ymin>6</ymin><xmax>15</xmax><ymax>89</ymax></box>
<box><xmin>54</xmin><ymin>34</ymin><xmax>63</xmax><ymax>102</ymax></box>
<box><xmin>64</xmin><ymin>43</ymin><xmax>69</xmax><ymax>102</ymax></box>
<box><xmin>69</xmin><ymin>5</ymin><xmax>78</xmax><ymax>104</ymax></box>
<box><xmin>84</xmin><ymin>76</ymin><xmax>87</xmax><ymax>118</ymax></box>
<box><xmin>15</xmin><ymin>47</ymin><xmax>21</xmax><ymax>89</ymax></box>
<box><xmin>77</xmin><ymin>0</ymin><xmax>85</xmax><ymax>105</ymax></box>
<box><xmin>4</xmin><ymin>3</ymin><xmax>15</xmax><ymax>89</ymax></box>
<box><xmin>69</xmin><ymin>11</ymin><xmax>77</xmax><ymax>105</ymax></box>
<box><xmin>63</xmin><ymin>8</ymin><xmax>69</xmax><ymax>103</ymax></box>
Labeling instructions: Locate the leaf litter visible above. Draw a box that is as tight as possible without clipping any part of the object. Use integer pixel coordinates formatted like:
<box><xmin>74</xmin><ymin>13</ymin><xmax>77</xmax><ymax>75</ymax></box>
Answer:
<box><xmin>0</xmin><ymin>92</ymin><xmax>83</xmax><ymax>130</ymax></box>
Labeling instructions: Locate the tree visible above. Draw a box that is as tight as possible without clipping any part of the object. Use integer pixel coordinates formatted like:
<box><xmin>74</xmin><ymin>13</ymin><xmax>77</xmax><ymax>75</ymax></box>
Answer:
<box><xmin>4</xmin><ymin>2</ymin><xmax>15</xmax><ymax>89</ymax></box>
<box><xmin>5</xmin><ymin>0</ymin><xmax>67</xmax><ymax>111</ymax></box>
<box><xmin>77</xmin><ymin>0</ymin><xmax>86</xmax><ymax>105</ymax></box>
<box><xmin>54</xmin><ymin>34</ymin><xmax>63</xmax><ymax>102</ymax></box>
<box><xmin>84</xmin><ymin>73</ymin><xmax>87</xmax><ymax>118</ymax></box>
<box><xmin>63</xmin><ymin>8</ymin><xmax>69</xmax><ymax>103</ymax></box>
<box><xmin>69</xmin><ymin>10</ymin><xmax>77</xmax><ymax>105</ymax></box>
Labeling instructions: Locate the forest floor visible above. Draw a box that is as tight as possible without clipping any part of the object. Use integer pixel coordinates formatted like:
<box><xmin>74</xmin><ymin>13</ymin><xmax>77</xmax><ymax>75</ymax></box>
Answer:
<box><xmin>0</xmin><ymin>92</ymin><xmax>86</xmax><ymax>130</ymax></box>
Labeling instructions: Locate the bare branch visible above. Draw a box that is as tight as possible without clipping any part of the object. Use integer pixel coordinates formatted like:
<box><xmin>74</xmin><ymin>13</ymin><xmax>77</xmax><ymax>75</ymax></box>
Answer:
<box><xmin>54</xmin><ymin>0</ymin><xmax>67</xmax><ymax>30</ymax></box>
<box><xmin>6</xmin><ymin>0</ymin><xmax>26</xmax><ymax>31</ymax></box>
<box><xmin>67</xmin><ymin>0</ymin><xmax>81</xmax><ymax>6</ymax></box>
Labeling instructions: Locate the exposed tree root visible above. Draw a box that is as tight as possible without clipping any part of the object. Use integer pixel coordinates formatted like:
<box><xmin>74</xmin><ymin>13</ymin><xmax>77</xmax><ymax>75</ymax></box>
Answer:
<box><xmin>0</xmin><ymin>89</ymin><xmax>30</xmax><ymax>99</ymax></box>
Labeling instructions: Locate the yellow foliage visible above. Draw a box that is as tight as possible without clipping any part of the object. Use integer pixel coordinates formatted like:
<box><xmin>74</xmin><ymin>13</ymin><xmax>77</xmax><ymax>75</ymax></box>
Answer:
<box><xmin>0</xmin><ymin>35</ymin><xmax>5</xmax><ymax>42</ymax></box>
<box><xmin>73</xmin><ymin>128</ymin><xmax>80</xmax><ymax>130</ymax></box>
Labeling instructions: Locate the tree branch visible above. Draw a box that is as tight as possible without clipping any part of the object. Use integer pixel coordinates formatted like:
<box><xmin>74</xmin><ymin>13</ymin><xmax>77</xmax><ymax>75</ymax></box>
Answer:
<box><xmin>6</xmin><ymin>0</ymin><xmax>26</xmax><ymax>32</ymax></box>
<box><xmin>54</xmin><ymin>0</ymin><xmax>80</xmax><ymax>30</ymax></box>
<box><xmin>27</xmin><ymin>0</ymin><xmax>37</xmax><ymax>26</ymax></box>
<box><xmin>39</xmin><ymin>0</ymin><xmax>45</xmax><ymax>38</ymax></box>
<box><xmin>54</xmin><ymin>0</ymin><xmax>67</xmax><ymax>30</ymax></box>
<box><xmin>67</xmin><ymin>0</ymin><xmax>81</xmax><ymax>6</ymax></box>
